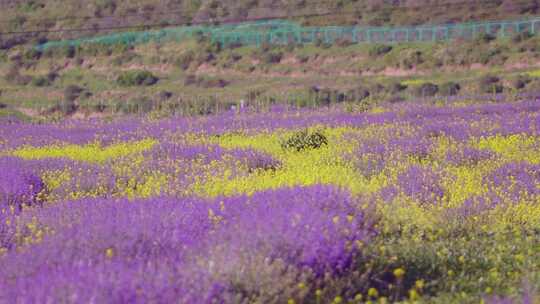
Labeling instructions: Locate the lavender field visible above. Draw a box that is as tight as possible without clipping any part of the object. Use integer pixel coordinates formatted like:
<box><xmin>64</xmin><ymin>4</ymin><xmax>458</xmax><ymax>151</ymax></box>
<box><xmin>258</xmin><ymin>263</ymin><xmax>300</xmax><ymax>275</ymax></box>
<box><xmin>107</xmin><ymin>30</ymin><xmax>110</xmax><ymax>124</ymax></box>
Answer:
<box><xmin>1</xmin><ymin>100</ymin><xmax>540</xmax><ymax>303</ymax></box>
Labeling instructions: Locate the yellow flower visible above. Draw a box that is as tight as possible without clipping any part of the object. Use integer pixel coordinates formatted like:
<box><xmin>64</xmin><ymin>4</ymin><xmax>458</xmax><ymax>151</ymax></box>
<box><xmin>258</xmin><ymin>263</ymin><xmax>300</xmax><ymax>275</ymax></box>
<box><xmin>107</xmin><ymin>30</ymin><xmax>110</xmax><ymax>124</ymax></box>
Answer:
<box><xmin>415</xmin><ymin>280</ymin><xmax>425</xmax><ymax>290</ymax></box>
<box><xmin>393</xmin><ymin>267</ymin><xmax>405</xmax><ymax>279</ymax></box>
<box><xmin>368</xmin><ymin>287</ymin><xmax>379</xmax><ymax>298</ymax></box>
<box><xmin>315</xmin><ymin>289</ymin><xmax>322</xmax><ymax>297</ymax></box>
<box><xmin>287</xmin><ymin>299</ymin><xmax>295</xmax><ymax>304</ymax></box>
<box><xmin>333</xmin><ymin>296</ymin><xmax>343</xmax><ymax>304</ymax></box>
<box><xmin>105</xmin><ymin>248</ymin><xmax>114</xmax><ymax>258</ymax></box>
<box><xmin>409</xmin><ymin>289</ymin><xmax>419</xmax><ymax>301</ymax></box>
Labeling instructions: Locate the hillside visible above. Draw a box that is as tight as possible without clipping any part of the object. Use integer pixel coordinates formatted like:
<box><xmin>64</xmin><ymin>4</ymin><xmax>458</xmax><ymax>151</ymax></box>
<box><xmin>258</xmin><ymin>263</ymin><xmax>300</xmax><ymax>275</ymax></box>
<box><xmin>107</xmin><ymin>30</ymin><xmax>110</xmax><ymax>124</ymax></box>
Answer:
<box><xmin>1</xmin><ymin>0</ymin><xmax>539</xmax><ymax>46</ymax></box>
<box><xmin>0</xmin><ymin>1</ymin><xmax>539</xmax><ymax>120</ymax></box>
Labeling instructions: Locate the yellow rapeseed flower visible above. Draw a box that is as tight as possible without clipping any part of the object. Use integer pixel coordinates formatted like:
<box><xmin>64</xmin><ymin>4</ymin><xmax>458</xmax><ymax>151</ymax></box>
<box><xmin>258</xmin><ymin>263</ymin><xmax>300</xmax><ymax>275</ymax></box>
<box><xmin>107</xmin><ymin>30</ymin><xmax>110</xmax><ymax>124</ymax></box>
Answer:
<box><xmin>393</xmin><ymin>267</ymin><xmax>406</xmax><ymax>279</ymax></box>
<box><xmin>368</xmin><ymin>287</ymin><xmax>379</xmax><ymax>298</ymax></box>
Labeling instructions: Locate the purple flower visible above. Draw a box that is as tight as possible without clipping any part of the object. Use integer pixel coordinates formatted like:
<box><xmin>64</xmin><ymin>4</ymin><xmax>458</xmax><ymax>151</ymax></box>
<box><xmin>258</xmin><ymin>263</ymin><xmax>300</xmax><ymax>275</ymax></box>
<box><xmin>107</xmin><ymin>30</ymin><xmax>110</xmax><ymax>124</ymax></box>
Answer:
<box><xmin>397</xmin><ymin>165</ymin><xmax>445</xmax><ymax>204</ymax></box>
<box><xmin>0</xmin><ymin>185</ymin><xmax>374</xmax><ymax>301</ymax></box>
<box><xmin>0</xmin><ymin>157</ymin><xmax>45</xmax><ymax>211</ymax></box>
<box><xmin>484</xmin><ymin>162</ymin><xmax>540</xmax><ymax>203</ymax></box>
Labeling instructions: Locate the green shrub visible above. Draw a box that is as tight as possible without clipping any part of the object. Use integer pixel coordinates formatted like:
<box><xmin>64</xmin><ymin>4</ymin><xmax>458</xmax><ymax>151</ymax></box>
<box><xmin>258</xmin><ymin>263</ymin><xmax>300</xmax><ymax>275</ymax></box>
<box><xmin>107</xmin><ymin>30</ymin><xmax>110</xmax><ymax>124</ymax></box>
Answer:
<box><xmin>512</xmin><ymin>31</ymin><xmax>533</xmax><ymax>43</ymax></box>
<box><xmin>64</xmin><ymin>85</ymin><xmax>84</xmax><ymax>102</ymax></box>
<box><xmin>296</xmin><ymin>54</ymin><xmax>309</xmax><ymax>63</ymax></box>
<box><xmin>5</xmin><ymin>66</ymin><xmax>32</xmax><ymax>85</ymax></box>
<box><xmin>414</xmin><ymin>83</ymin><xmax>439</xmax><ymax>97</ymax></box>
<box><xmin>31</xmin><ymin>76</ymin><xmax>51</xmax><ymax>87</ymax></box>
<box><xmin>439</xmin><ymin>82</ymin><xmax>461</xmax><ymax>96</ymax></box>
<box><xmin>315</xmin><ymin>38</ymin><xmax>332</xmax><ymax>49</ymax></box>
<box><xmin>478</xmin><ymin>47</ymin><xmax>504</xmax><ymax>64</ymax></box>
<box><xmin>157</xmin><ymin>91</ymin><xmax>173</xmax><ymax>101</ymax></box>
<box><xmin>389</xmin><ymin>82</ymin><xmax>407</xmax><ymax>94</ymax></box>
<box><xmin>117</xmin><ymin>70</ymin><xmax>158</xmax><ymax>87</ymax></box>
<box><xmin>62</xmin><ymin>45</ymin><xmax>76</xmax><ymax>58</ymax></box>
<box><xmin>23</xmin><ymin>49</ymin><xmax>42</xmax><ymax>61</ymax></box>
<box><xmin>478</xmin><ymin>75</ymin><xmax>503</xmax><ymax>94</ymax></box>
<box><xmin>369</xmin><ymin>44</ymin><xmax>393</xmax><ymax>57</ymax></box>
<box><xmin>399</xmin><ymin>49</ymin><xmax>423</xmax><ymax>69</ymax></box>
<box><xmin>261</xmin><ymin>51</ymin><xmax>283</xmax><ymax>64</ymax></box>
<box><xmin>183</xmin><ymin>75</ymin><xmax>228</xmax><ymax>88</ymax></box>
<box><xmin>281</xmin><ymin>129</ymin><xmax>328</xmax><ymax>152</ymax></box>
<box><xmin>511</xmin><ymin>75</ymin><xmax>531</xmax><ymax>90</ymax></box>
<box><xmin>475</xmin><ymin>32</ymin><xmax>496</xmax><ymax>44</ymax></box>
<box><xmin>518</xmin><ymin>38</ymin><xmax>539</xmax><ymax>52</ymax></box>
<box><xmin>176</xmin><ymin>51</ymin><xmax>195</xmax><ymax>71</ymax></box>
<box><xmin>336</xmin><ymin>38</ymin><xmax>353</xmax><ymax>48</ymax></box>
<box><xmin>111</xmin><ymin>52</ymin><xmax>139</xmax><ymax>66</ymax></box>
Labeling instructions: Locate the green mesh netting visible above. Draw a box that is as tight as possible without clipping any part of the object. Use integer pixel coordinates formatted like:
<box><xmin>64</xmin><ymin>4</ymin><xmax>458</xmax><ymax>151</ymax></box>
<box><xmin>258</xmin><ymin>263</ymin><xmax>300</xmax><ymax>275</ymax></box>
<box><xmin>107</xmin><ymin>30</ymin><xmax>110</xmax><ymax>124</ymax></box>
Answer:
<box><xmin>37</xmin><ymin>17</ymin><xmax>540</xmax><ymax>50</ymax></box>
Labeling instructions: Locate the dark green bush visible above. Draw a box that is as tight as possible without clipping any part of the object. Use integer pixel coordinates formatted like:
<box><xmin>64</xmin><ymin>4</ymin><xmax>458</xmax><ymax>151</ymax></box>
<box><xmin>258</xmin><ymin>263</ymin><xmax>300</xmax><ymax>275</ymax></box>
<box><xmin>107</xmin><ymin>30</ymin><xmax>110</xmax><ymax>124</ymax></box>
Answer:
<box><xmin>281</xmin><ymin>129</ymin><xmax>328</xmax><ymax>152</ymax></box>
<box><xmin>261</xmin><ymin>51</ymin><xmax>283</xmax><ymax>64</ymax></box>
<box><xmin>414</xmin><ymin>83</ymin><xmax>439</xmax><ymax>97</ymax></box>
<box><xmin>157</xmin><ymin>91</ymin><xmax>173</xmax><ymax>101</ymax></box>
<box><xmin>5</xmin><ymin>66</ymin><xmax>32</xmax><ymax>85</ymax></box>
<box><xmin>512</xmin><ymin>31</ymin><xmax>533</xmax><ymax>43</ymax></box>
<box><xmin>314</xmin><ymin>38</ymin><xmax>332</xmax><ymax>49</ymax></box>
<box><xmin>336</xmin><ymin>38</ymin><xmax>353</xmax><ymax>48</ymax></box>
<box><xmin>369</xmin><ymin>44</ymin><xmax>393</xmax><ymax>57</ymax></box>
<box><xmin>439</xmin><ymin>82</ymin><xmax>461</xmax><ymax>96</ymax></box>
<box><xmin>475</xmin><ymin>32</ymin><xmax>496</xmax><ymax>44</ymax></box>
<box><xmin>23</xmin><ymin>49</ymin><xmax>42</xmax><ymax>61</ymax></box>
<box><xmin>399</xmin><ymin>49</ymin><xmax>423</xmax><ymax>69</ymax></box>
<box><xmin>64</xmin><ymin>85</ymin><xmax>84</xmax><ymax>102</ymax></box>
<box><xmin>117</xmin><ymin>70</ymin><xmax>158</xmax><ymax>87</ymax></box>
<box><xmin>389</xmin><ymin>82</ymin><xmax>407</xmax><ymax>94</ymax></box>
<box><xmin>511</xmin><ymin>75</ymin><xmax>531</xmax><ymax>90</ymax></box>
<box><xmin>201</xmin><ymin>78</ymin><xmax>228</xmax><ymax>88</ymax></box>
<box><xmin>296</xmin><ymin>54</ymin><xmax>309</xmax><ymax>63</ymax></box>
<box><xmin>478</xmin><ymin>75</ymin><xmax>503</xmax><ymax>94</ymax></box>
<box><xmin>184</xmin><ymin>74</ymin><xmax>198</xmax><ymax>86</ymax></box>
<box><xmin>31</xmin><ymin>76</ymin><xmax>51</xmax><ymax>87</ymax></box>
<box><xmin>111</xmin><ymin>52</ymin><xmax>139</xmax><ymax>66</ymax></box>
<box><xmin>387</xmin><ymin>95</ymin><xmax>405</xmax><ymax>104</ymax></box>
<box><xmin>518</xmin><ymin>38</ymin><xmax>539</xmax><ymax>52</ymax></box>
<box><xmin>62</xmin><ymin>45</ymin><xmax>76</xmax><ymax>58</ymax></box>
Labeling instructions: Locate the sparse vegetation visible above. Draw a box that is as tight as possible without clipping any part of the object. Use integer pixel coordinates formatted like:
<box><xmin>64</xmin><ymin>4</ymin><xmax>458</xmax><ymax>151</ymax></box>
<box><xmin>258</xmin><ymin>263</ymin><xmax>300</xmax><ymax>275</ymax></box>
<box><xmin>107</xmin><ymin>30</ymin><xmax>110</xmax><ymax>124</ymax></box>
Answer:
<box><xmin>117</xmin><ymin>70</ymin><xmax>159</xmax><ymax>87</ymax></box>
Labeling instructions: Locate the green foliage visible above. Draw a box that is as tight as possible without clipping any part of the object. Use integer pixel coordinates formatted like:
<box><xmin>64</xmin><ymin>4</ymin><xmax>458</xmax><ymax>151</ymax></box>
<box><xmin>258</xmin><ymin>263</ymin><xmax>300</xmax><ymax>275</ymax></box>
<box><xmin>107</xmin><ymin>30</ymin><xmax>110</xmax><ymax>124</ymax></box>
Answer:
<box><xmin>281</xmin><ymin>129</ymin><xmax>328</xmax><ymax>152</ymax></box>
<box><xmin>176</xmin><ymin>51</ymin><xmax>195</xmax><ymax>70</ymax></box>
<box><xmin>23</xmin><ymin>49</ymin><xmax>42</xmax><ymax>61</ymax></box>
<box><xmin>5</xmin><ymin>66</ymin><xmax>32</xmax><ymax>85</ymax></box>
<box><xmin>511</xmin><ymin>75</ymin><xmax>532</xmax><ymax>90</ymax></box>
<box><xmin>399</xmin><ymin>49</ymin><xmax>423</xmax><ymax>69</ymax></box>
<box><xmin>369</xmin><ymin>45</ymin><xmax>393</xmax><ymax>57</ymax></box>
<box><xmin>183</xmin><ymin>75</ymin><xmax>228</xmax><ymax>88</ymax></box>
<box><xmin>478</xmin><ymin>75</ymin><xmax>503</xmax><ymax>94</ymax></box>
<box><xmin>413</xmin><ymin>83</ymin><xmax>439</xmax><ymax>97</ymax></box>
<box><xmin>475</xmin><ymin>32</ymin><xmax>496</xmax><ymax>44</ymax></box>
<box><xmin>62</xmin><ymin>45</ymin><xmax>77</xmax><ymax>58</ymax></box>
<box><xmin>119</xmin><ymin>96</ymin><xmax>155</xmax><ymax>114</ymax></box>
<box><xmin>64</xmin><ymin>85</ymin><xmax>84</xmax><ymax>102</ymax></box>
<box><xmin>117</xmin><ymin>70</ymin><xmax>158</xmax><ymax>87</ymax></box>
<box><xmin>512</xmin><ymin>31</ymin><xmax>533</xmax><ymax>43</ymax></box>
<box><xmin>260</xmin><ymin>51</ymin><xmax>283</xmax><ymax>64</ymax></box>
<box><xmin>388</xmin><ymin>82</ymin><xmax>407</xmax><ymax>94</ymax></box>
<box><xmin>111</xmin><ymin>51</ymin><xmax>140</xmax><ymax>66</ymax></box>
<box><xmin>439</xmin><ymin>82</ymin><xmax>461</xmax><ymax>96</ymax></box>
<box><xmin>30</xmin><ymin>76</ymin><xmax>51</xmax><ymax>87</ymax></box>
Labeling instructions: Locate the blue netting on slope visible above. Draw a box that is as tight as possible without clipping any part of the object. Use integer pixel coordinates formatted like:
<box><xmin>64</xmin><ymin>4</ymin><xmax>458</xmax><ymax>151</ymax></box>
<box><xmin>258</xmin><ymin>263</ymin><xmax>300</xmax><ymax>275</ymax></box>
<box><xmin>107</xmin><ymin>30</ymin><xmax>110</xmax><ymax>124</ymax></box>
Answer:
<box><xmin>37</xmin><ymin>16</ymin><xmax>540</xmax><ymax>50</ymax></box>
